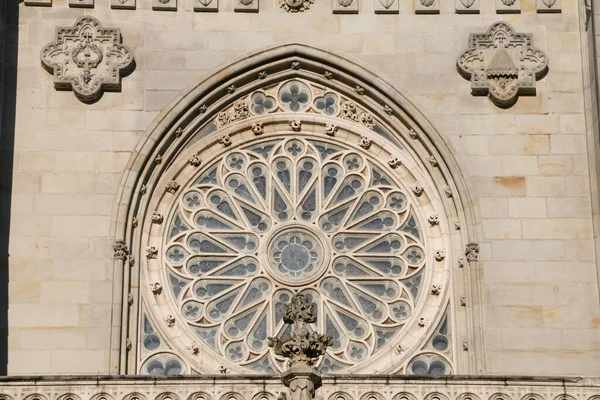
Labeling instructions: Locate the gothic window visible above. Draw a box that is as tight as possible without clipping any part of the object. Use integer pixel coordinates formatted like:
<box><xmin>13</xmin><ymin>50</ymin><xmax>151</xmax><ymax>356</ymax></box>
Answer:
<box><xmin>117</xmin><ymin>46</ymin><xmax>481</xmax><ymax>377</ymax></box>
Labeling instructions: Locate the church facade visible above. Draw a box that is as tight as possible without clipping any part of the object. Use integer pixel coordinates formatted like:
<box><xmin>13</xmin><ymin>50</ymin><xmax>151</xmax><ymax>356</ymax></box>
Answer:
<box><xmin>0</xmin><ymin>0</ymin><xmax>599</xmax><ymax>398</ymax></box>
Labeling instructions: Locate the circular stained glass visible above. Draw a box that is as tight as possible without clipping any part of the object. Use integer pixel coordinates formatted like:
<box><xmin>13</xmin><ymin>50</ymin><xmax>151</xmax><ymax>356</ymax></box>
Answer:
<box><xmin>163</xmin><ymin>136</ymin><xmax>428</xmax><ymax>373</ymax></box>
<box><xmin>266</xmin><ymin>227</ymin><xmax>328</xmax><ymax>286</ymax></box>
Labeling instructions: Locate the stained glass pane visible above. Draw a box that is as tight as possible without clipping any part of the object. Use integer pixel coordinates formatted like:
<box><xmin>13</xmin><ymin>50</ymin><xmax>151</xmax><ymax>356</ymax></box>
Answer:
<box><xmin>159</xmin><ymin>135</ymin><xmax>433</xmax><ymax>374</ymax></box>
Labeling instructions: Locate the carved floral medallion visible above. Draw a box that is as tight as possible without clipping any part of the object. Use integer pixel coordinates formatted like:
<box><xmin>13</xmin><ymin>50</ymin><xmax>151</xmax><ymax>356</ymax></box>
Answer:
<box><xmin>279</xmin><ymin>0</ymin><xmax>314</xmax><ymax>12</ymax></box>
<box><xmin>457</xmin><ymin>22</ymin><xmax>548</xmax><ymax>108</ymax></box>
<box><xmin>41</xmin><ymin>16</ymin><xmax>134</xmax><ymax>102</ymax></box>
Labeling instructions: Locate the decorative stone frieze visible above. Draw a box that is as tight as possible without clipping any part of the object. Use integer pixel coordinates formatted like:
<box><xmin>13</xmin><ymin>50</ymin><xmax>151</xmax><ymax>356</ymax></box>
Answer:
<box><xmin>111</xmin><ymin>0</ymin><xmax>135</xmax><ymax>9</ymax></box>
<box><xmin>194</xmin><ymin>0</ymin><xmax>218</xmax><ymax>11</ymax></box>
<box><xmin>153</xmin><ymin>0</ymin><xmax>177</xmax><ymax>10</ymax></box>
<box><xmin>537</xmin><ymin>0</ymin><xmax>560</xmax><ymax>12</ymax></box>
<box><xmin>455</xmin><ymin>0</ymin><xmax>479</xmax><ymax>13</ymax></box>
<box><xmin>235</xmin><ymin>0</ymin><xmax>259</xmax><ymax>12</ymax></box>
<box><xmin>280</xmin><ymin>0</ymin><xmax>314</xmax><ymax>12</ymax></box>
<box><xmin>375</xmin><ymin>0</ymin><xmax>399</xmax><ymax>13</ymax></box>
<box><xmin>41</xmin><ymin>16</ymin><xmax>134</xmax><ymax>103</ymax></box>
<box><xmin>0</xmin><ymin>377</ymin><xmax>599</xmax><ymax>400</ymax></box>
<box><xmin>496</xmin><ymin>0</ymin><xmax>520</xmax><ymax>12</ymax></box>
<box><xmin>457</xmin><ymin>21</ymin><xmax>548</xmax><ymax>108</ymax></box>
<box><xmin>333</xmin><ymin>0</ymin><xmax>358</xmax><ymax>14</ymax></box>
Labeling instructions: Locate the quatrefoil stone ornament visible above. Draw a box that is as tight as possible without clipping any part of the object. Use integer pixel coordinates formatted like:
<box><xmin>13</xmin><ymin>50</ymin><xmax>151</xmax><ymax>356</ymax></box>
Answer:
<box><xmin>457</xmin><ymin>22</ymin><xmax>548</xmax><ymax>108</ymax></box>
<box><xmin>41</xmin><ymin>16</ymin><xmax>134</xmax><ymax>103</ymax></box>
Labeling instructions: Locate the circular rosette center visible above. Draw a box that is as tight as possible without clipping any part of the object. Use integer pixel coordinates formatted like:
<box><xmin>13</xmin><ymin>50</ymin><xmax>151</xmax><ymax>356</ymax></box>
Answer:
<box><xmin>266</xmin><ymin>226</ymin><xmax>329</xmax><ymax>286</ymax></box>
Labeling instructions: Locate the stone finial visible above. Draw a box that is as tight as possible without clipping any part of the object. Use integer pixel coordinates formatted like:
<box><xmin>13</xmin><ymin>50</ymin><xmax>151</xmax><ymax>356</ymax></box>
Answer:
<box><xmin>268</xmin><ymin>294</ymin><xmax>331</xmax><ymax>400</ymax></box>
<box><xmin>41</xmin><ymin>16</ymin><xmax>134</xmax><ymax>103</ymax></box>
<box><xmin>268</xmin><ymin>293</ymin><xmax>333</xmax><ymax>367</ymax></box>
<box><xmin>457</xmin><ymin>22</ymin><xmax>548</xmax><ymax>108</ymax></box>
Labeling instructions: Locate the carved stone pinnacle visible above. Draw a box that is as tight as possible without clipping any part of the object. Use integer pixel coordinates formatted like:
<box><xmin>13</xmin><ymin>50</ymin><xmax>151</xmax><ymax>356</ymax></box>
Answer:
<box><xmin>268</xmin><ymin>293</ymin><xmax>333</xmax><ymax>368</ymax></box>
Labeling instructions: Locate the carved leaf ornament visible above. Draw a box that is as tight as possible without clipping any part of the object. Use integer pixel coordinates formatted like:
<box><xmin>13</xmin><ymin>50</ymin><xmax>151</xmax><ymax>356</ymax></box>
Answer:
<box><xmin>41</xmin><ymin>16</ymin><xmax>134</xmax><ymax>103</ymax></box>
<box><xmin>459</xmin><ymin>0</ymin><xmax>475</xmax><ymax>8</ymax></box>
<box><xmin>457</xmin><ymin>22</ymin><xmax>548</xmax><ymax>108</ymax></box>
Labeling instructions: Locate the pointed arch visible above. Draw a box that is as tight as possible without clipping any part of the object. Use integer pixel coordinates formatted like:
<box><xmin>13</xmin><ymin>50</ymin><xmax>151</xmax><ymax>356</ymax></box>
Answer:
<box><xmin>109</xmin><ymin>43</ymin><xmax>484</xmax><ymax>375</ymax></box>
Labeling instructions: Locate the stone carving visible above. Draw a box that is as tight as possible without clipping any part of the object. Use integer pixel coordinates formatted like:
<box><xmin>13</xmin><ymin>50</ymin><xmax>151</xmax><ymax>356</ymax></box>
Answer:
<box><xmin>354</xmin><ymin>85</ymin><xmax>366</xmax><ymax>95</ymax></box>
<box><xmin>219</xmin><ymin>135</ymin><xmax>232</xmax><ymax>147</ymax></box>
<box><xmin>444</xmin><ymin>186</ymin><xmax>453</xmax><ymax>198</ymax></box>
<box><xmin>431</xmin><ymin>285</ymin><xmax>442</xmax><ymax>295</ymax></box>
<box><xmin>189</xmin><ymin>154</ymin><xmax>202</xmax><ymax>167</ymax></box>
<box><xmin>146</xmin><ymin>246</ymin><xmax>158</xmax><ymax>259</ymax></box>
<box><xmin>113</xmin><ymin>240</ymin><xmax>129</xmax><ymax>260</ymax></box>
<box><xmin>235</xmin><ymin>0</ymin><xmax>258</xmax><ymax>12</ymax></box>
<box><xmin>388</xmin><ymin>156</ymin><xmax>402</xmax><ymax>169</ymax></box>
<box><xmin>585</xmin><ymin>0</ymin><xmax>592</xmax><ymax>15</ymax></box>
<box><xmin>111</xmin><ymin>0</ymin><xmax>135</xmax><ymax>9</ymax></box>
<box><xmin>151</xmin><ymin>212</ymin><xmax>164</xmax><ymax>224</ymax></box>
<box><xmin>2</xmin><ymin>380</ymin><xmax>600</xmax><ymax>400</ymax></box>
<box><xmin>416</xmin><ymin>0</ymin><xmax>439</xmax><ymax>14</ymax></box>
<box><xmin>69</xmin><ymin>0</ymin><xmax>94</xmax><ymax>8</ymax></box>
<box><xmin>537</xmin><ymin>0</ymin><xmax>560</xmax><ymax>12</ymax></box>
<box><xmin>325</xmin><ymin>124</ymin><xmax>338</xmax><ymax>136</ymax></box>
<box><xmin>268</xmin><ymin>293</ymin><xmax>333</xmax><ymax>367</ymax></box>
<box><xmin>333</xmin><ymin>0</ymin><xmax>358</xmax><ymax>13</ymax></box>
<box><xmin>465</xmin><ymin>243</ymin><xmax>479</xmax><ymax>262</ymax></box>
<box><xmin>289</xmin><ymin>119</ymin><xmax>303</xmax><ymax>132</ymax></box>
<box><xmin>164</xmin><ymin>314</ymin><xmax>175</xmax><ymax>327</ymax></box>
<box><xmin>428</xmin><ymin>155</ymin><xmax>438</xmax><ymax>167</ymax></box>
<box><xmin>435</xmin><ymin>249</ymin><xmax>446</xmax><ymax>261</ymax></box>
<box><xmin>217</xmin><ymin>100</ymin><xmax>249</xmax><ymax>128</ymax></box>
<box><xmin>428</xmin><ymin>214</ymin><xmax>440</xmax><ymax>226</ymax></box>
<box><xmin>457</xmin><ymin>22</ymin><xmax>548</xmax><ymax>108</ymax></box>
<box><xmin>150</xmin><ymin>282</ymin><xmax>163</xmax><ymax>294</ymax></box>
<box><xmin>496</xmin><ymin>0</ymin><xmax>519</xmax><ymax>12</ymax></box>
<box><xmin>194</xmin><ymin>0</ymin><xmax>218</xmax><ymax>11</ymax></box>
<box><xmin>455</xmin><ymin>0</ymin><xmax>479</xmax><ymax>13</ymax></box>
<box><xmin>165</xmin><ymin>180</ymin><xmax>180</xmax><ymax>193</ymax></box>
<box><xmin>359</xmin><ymin>136</ymin><xmax>372</xmax><ymax>150</ymax></box>
<box><xmin>269</xmin><ymin>293</ymin><xmax>332</xmax><ymax>400</ymax></box>
<box><xmin>153</xmin><ymin>0</ymin><xmax>177</xmax><ymax>10</ymax></box>
<box><xmin>252</xmin><ymin>122</ymin><xmax>264</xmax><ymax>135</ymax></box>
<box><xmin>41</xmin><ymin>16</ymin><xmax>134</xmax><ymax>103</ymax></box>
<box><xmin>375</xmin><ymin>0</ymin><xmax>399</xmax><ymax>13</ymax></box>
<box><xmin>411</xmin><ymin>183</ymin><xmax>424</xmax><ymax>196</ymax></box>
<box><xmin>188</xmin><ymin>342</ymin><xmax>200</xmax><ymax>355</ymax></box>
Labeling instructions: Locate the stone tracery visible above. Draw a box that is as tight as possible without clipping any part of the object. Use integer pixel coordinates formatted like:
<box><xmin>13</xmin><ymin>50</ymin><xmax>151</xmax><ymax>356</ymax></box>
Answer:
<box><xmin>113</xmin><ymin>44</ymin><xmax>481</xmax><ymax>377</ymax></box>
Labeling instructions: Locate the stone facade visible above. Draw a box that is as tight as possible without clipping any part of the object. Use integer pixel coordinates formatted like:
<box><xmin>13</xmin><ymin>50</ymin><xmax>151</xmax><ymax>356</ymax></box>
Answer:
<box><xmin>3</xmin><ymin>0</ymin><xmax>600</xmax><ymax>381</ymax></box>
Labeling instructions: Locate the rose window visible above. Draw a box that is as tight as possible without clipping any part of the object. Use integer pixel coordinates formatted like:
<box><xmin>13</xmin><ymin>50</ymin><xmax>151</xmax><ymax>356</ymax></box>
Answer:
<box><xmin>161</xmin><ymin>135</ymin><xmax>432</xmax><ymax>374</ymax></box>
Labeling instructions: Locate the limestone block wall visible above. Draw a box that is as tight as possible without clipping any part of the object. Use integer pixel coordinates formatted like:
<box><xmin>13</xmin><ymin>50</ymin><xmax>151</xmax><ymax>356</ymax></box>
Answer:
<box><xmin>7</xmin><ymin>0</ymin><xmax>600</xmax><ymax>376</ymax></box>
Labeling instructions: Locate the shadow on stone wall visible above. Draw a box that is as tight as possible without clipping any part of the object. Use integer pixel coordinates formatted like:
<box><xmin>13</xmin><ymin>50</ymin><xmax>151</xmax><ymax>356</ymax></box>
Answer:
<box><xmin>0</xmin><ymin>0</ymin><xmax>20</xmax><ymax>375</ymax></box>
